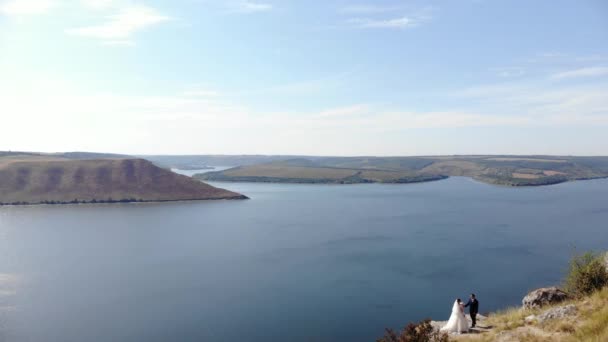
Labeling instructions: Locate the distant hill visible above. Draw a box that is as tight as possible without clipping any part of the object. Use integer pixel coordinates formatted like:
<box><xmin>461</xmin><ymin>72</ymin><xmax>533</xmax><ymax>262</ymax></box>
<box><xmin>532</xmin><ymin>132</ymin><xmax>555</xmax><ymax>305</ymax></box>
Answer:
<box><xmin>58</xmin><ymin>151</ymin><xmax>132</xmax><ymax>160</ymax></box>
<box><xmin>0</xmin><ymin>154</ymin><xmax>246</xmax><ymax>205</ymax></box>
<box><xmin>195</xmin><ymin>155</ymin><xmax>608</xmax><ymax>186</ymax></box>
<box><xmin>0</xmin><ymin>151</ymin><xmax>132</xmax><ymax>159</ymax></box>
<box><xmin>141</xmin><ymin>154</ymin><xmax>314</xmax><ymax>169</ymax></box>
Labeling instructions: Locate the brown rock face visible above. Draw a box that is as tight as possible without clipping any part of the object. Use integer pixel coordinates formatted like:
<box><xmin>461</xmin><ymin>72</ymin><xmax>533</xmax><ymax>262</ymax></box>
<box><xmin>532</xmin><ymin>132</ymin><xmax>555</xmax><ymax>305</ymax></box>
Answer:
<box><xmin>0</xmin><ymin>157</ymin><xmax>247</xmax><ymax>204</ymax></box>
<box><xmin>522</xmin><ymin>287</ymin><xmax>569</xmax><ymax>309</ymax></box>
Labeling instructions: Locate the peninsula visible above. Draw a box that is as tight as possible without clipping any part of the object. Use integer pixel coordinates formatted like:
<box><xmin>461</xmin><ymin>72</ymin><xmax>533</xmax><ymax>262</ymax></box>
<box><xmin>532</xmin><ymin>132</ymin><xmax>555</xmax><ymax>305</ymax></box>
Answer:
<box><xmin>0</xmin><ymin>152</ymin><xmax>247</xmax><ymax>205</ymax></box>
<box><xmin>190</xmin><ymin>155</ymin><xmax>608</xmax><ymax>186</ymax></box>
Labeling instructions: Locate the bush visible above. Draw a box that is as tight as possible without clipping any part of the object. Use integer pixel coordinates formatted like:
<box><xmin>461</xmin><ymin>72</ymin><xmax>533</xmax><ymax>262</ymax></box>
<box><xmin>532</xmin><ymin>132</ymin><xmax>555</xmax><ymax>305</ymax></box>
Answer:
<box><xmin>564</xmin><ymin>251</ymin><xmax>608</xmax><ymax>297</ymax></box>
<box><xmin>377</xmin><ymin>319</ymin><xmax>448</xmax><ymax>342</ymax></box>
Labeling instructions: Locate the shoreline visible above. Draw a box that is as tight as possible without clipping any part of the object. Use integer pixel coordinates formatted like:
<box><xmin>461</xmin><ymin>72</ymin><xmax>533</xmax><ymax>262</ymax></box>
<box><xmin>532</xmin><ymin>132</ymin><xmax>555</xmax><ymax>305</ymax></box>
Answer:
<box><xmin>197</xmin><ymin>174</ymin><xmax>608</xmax><ymax>187</ymax></box>
<box><xmin>0</xmin><ymin>195</ymin><xmax>249</xmax><ymax>207</ymax></box>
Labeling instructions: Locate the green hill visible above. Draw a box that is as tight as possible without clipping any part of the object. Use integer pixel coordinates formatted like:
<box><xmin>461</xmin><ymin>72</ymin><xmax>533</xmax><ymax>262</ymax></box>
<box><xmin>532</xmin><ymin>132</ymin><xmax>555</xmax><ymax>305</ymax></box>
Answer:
<box><xmin>194</xmin><ymin>155</ymin><xmax>608</xmax><ymax>186</ymax></box>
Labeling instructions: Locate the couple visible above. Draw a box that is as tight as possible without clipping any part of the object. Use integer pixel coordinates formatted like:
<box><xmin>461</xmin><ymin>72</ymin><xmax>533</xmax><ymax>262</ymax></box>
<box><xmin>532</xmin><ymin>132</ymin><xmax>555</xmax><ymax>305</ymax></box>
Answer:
<box><xmin>440</xmin><ymin>294</ymin><xmax>479</xmax><ymax>334</ymax></box>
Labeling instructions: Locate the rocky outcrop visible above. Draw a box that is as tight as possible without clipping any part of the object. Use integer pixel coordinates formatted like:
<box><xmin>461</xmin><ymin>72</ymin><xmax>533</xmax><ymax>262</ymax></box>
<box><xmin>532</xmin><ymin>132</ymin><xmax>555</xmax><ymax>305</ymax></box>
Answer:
<box><xmin>0</xmin><ymin>157</ymin><xmax>247</xmax><ymax>205</ymax></box>
<box><xmin>537</xmin><ymin>304</ymin><xmax>577</xmax><ymax>323</ymax></box>
<box><xmin>522</xmin><ymin>287</ymin><xmax>569</xmax><ymax>309</ymax></box>
<box><xmin>525</xmin><ymin>304</ymin><xmax>577</xmax><ymax>324</ymax></box>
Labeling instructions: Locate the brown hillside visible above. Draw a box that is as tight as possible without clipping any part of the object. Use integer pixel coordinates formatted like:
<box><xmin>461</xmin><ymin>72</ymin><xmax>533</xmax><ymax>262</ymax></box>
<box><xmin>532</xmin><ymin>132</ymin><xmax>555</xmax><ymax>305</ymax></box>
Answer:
<box><xmin>0</xmin><ymin>157</ymin><xmax>246</xmax><ymax>204</ymax></box>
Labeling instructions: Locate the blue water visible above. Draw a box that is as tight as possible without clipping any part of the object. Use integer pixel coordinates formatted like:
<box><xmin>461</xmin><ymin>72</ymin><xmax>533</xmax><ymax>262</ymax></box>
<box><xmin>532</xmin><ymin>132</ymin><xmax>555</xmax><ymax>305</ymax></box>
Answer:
<box><xmin>0</xmin><ymin>177</ymin><xmax>607</xmax><ymax>342</ymax></box>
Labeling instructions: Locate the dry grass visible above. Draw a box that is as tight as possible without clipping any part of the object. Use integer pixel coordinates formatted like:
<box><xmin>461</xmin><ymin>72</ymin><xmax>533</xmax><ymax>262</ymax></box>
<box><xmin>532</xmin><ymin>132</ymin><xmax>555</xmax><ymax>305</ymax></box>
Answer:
<box><xmin>455</xmin><ymin>286</ymin><xmax>608</xmax><ymax>342</ymax></box>
<box><xmin>202</xmin><ymin>155</ymin><xmax>608</xmax><ymax>186</ymax></box>
<box><xmin>0</xmin><ymin>155</ymin><xmax>66</xmax><ymax>167</ymax></box>
<box><xmin>359</xmin><ymin>170</ymin><xmax>415</xmax><ymax>181</ymax></box>
<box><xmin>485</xmin><ymin>158</ymin><xmax>567</xmax><ymax>163</ymax></box>
<box><xmin>0</xmin><ymin>158</ymin><xmax>244</xmax><ymax>204</ymax></box>
<box><xmin>543</xmin><ymin>170</ymin><xmax>566</xmax><ymax>176</ymax></box>
<box><xmin>224</xmin><ymin>165</ymin><xmax>357</xmax><ymax>179</ymax></box>
<box><xmin>544</xmin><ymin>320</ymin><xmax>576</xmax><ymax>334</ymax></box>
<box><xmin>420</xmin><ymin>161</ymin><xmax>485</xmax><ymax>176</ymax></box>
<box><xmin>565</xmin><ymin>288</ymin><xmax>608</xmax><ymax>342</ymax></box>
<box><xmin>223</xmin><ymin>165</ymin><xmax>420</xmax><ymax>182</ymax></box>
<box><xmin>512</xmin><ymin>173</ymin><xmax>542</xmax><ymax>179</ymax></box>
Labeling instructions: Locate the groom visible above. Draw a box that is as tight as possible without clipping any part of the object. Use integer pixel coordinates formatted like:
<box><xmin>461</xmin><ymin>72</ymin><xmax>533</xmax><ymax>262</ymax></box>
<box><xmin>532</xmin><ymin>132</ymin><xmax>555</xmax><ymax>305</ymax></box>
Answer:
<box><xmin>464</xmin><ymin>293</ymin><xmax>479</xmax><ymax>328</ymax></box>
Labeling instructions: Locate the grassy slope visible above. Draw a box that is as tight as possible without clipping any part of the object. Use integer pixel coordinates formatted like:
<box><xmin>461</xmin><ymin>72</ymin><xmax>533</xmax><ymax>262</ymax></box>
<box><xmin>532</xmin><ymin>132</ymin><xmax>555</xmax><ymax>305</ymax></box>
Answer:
<box><xmin>199</xmin><ymin>162</ymin><xmax>447</xmax><ymax>184</ymax></box>
<box><xmin>196</xmin><ymin>156</ymin><xmax>608</xmax><ymax>186</ymax></box>
<box><xmin>454</xmin><ymin>286</ymin><xmax>608</xmax><ymax>342</ymax></box>
<box><xmin>0</xmin><ymin>155</ymin><xmax>246</xmax><ymax>204</ymax></box>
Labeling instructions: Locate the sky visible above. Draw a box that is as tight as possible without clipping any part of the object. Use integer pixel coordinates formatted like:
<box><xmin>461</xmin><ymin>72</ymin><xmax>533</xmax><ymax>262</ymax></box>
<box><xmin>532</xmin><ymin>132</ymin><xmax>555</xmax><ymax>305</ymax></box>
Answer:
<box><xmin>1</xmin><ymin>0</ymin><xmax>607</xmax><ymax>156</ymax></box>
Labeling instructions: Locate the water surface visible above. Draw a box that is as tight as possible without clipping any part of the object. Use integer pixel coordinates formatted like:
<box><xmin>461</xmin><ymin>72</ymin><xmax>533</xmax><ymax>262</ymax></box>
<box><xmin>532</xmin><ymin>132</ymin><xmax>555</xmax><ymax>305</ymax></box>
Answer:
<box><xmin>0</xmin><ymin>177</ymin><xmax>607</xmax><ymax>342</ymax></box>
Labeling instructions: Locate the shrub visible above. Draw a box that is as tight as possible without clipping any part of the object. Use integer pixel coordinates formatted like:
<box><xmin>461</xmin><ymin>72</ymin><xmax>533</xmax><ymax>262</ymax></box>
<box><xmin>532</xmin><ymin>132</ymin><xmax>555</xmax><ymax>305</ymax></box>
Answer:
<box><xmin>377</xmin><ymin>319</ymin><xmax>448</xmax><ymax>342</ymax></box>
<box><xmin>564</xmin><ymin>251</ymin><xmax>608</xmax><ymax>297</ymax></box>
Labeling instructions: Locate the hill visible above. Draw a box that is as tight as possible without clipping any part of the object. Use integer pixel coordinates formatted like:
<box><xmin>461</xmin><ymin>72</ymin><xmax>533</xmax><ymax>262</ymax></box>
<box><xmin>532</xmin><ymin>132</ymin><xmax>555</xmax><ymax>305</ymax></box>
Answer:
<box><xmin>0</xmin><ymin>154</ymin><xmax>246</xmax><ymax>205</ymax></box>
<box><xmin>194</xmin><ymin>155</ymin><xmax>608</xmax><ymax>186</ymax></box>
<box><xmin>140</xmin><ymin>154</ymin><xmax>308</xmax><ymax>169</ymax></box>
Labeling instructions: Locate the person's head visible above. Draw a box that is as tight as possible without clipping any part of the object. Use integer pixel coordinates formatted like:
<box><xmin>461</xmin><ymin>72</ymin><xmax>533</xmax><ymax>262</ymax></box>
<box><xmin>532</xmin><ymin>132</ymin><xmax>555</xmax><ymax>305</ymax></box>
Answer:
<box><xmin>457</xmin><ymin>298</ymin><xmax>462</xmax><ymax>304</ymax></box>
<box><xmin>471</xmin><ymin>293</ymin><xmax>476</xmax><ymax>299</ymax></box>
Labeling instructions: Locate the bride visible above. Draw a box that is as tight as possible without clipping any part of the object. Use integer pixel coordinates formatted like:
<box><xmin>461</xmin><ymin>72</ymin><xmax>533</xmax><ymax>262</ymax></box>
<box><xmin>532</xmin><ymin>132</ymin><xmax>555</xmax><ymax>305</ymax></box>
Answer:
<box><xmin>440</xmin><ymin>298</ymin><xmax>469</xmax><ymax>334</ymax></box>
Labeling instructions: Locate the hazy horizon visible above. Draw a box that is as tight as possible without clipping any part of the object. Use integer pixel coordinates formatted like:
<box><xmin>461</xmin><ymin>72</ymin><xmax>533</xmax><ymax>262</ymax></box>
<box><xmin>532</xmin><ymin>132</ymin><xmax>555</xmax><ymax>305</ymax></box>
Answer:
<box><xmin>6</xmin><ymin>150</ymin><xmax>608</xmax><ymax>158</ymax></box>
<box><xmin>2</xmin><ymin>0</ymin><xmax>607</xmax><ymax>155</ymax></box>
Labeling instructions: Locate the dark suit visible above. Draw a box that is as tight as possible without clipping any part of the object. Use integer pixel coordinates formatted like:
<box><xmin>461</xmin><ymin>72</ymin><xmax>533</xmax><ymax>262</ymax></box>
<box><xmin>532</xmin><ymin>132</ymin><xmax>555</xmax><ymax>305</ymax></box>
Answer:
<box><xmin>464</xmin><ymin>298</ymin><xmax>479</xmax><ymax>327</ymax></box>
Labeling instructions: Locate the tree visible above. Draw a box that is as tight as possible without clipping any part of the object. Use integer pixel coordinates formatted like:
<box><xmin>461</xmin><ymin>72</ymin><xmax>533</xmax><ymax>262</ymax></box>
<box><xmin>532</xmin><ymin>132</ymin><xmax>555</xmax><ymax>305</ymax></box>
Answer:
<box><xmin>564</xmin><ymin>251</ymin><xmax>608</xmax><ymax>297</ymax></box>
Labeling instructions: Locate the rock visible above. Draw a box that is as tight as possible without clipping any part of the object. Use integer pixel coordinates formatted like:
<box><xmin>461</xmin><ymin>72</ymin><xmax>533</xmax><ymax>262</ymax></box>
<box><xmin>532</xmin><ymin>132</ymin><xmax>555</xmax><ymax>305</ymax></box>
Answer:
<box><xmin>524</xmin><ymin>314</ymin><xmax>537</xmax><ymax>323</ymax></box>
<box><xmin>522</xmin><ymin>287</ymin><xmax>569</xmax><ymax>309</ymax></box>
<box><xmin>536</xmin><ymin>304</ymin><xmax>577</xmax><ymax>323</ymax></box>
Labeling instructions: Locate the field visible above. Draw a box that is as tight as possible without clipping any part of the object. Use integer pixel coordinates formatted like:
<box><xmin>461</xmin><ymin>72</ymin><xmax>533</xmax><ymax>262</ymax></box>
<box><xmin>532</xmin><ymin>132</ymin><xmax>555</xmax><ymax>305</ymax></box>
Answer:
<box><xmin>194</xmin><ymin>155</ymin><xmax>608</xmax><ymax>186</ymax></box>
<box><xmin>454</xmin><ymin>286</ymin><xmax>608</xmax><ymax>342</ymax></box>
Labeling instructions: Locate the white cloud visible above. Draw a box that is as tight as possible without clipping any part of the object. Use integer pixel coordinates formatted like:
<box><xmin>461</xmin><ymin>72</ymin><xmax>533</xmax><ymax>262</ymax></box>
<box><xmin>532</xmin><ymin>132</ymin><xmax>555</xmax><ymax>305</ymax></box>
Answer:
<box><xmin>0</xmin><ymin>0</ymin><xmax>55</xmax><ymax>15</ymax></box>
<box><xmin>65</xmin><ymin>5</ymin><xmax>170</xmax><ymax>43</ymax></box>
<box><xmin>2</xmin><ymin>70</ymin><xmax>607</xmax><ymax>155</ymax></box>
<box><xmin>493</xmin><ymin>67</ymin><xmax>525</xmax><ymax>78</ymax></box>
<box><xmin>344</xmin><ymin>6</ymin><xmax>433</xmax><ymax>29</ymax></box>
<box><xmin>348</xmin><ymin>16</ymin><xmax>419</xmax><ymax>29</ymax></box>
<box><xmin>340</xmin><ymin>4</ymin><xmax>399</xmax><ymax>14</ymax></box>
<box><xmin>452</xmin><ymin>82</ymin><xmax>608</xmax><ymax>126</ymax></box>
<box><xmin>551</xmin><ymin>67</ymin><xmax>608</xmax><ymax>80</ymax></box>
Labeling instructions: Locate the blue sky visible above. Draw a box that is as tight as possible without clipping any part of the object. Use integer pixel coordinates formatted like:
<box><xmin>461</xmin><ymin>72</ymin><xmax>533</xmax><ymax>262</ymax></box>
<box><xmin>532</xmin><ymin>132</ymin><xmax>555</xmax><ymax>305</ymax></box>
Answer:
<box><xmin>1</xmin><ymin>0</ymin><xmax>607</xmax><ymax>155</ymax></box>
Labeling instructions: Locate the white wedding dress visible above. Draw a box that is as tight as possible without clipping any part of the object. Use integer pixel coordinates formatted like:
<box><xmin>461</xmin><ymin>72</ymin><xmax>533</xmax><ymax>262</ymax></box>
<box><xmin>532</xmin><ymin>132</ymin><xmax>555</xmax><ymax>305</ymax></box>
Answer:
<box><xmin>440</xmin><ymin>300</ymin><xmax>469</xmax><ymax>334</ymax></box>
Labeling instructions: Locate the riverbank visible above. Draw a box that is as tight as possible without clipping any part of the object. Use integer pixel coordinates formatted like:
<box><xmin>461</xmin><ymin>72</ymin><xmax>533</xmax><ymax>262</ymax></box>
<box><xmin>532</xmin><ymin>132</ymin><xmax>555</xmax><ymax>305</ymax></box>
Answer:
<box><xmin>441</xmin><ymin>286</ymin><xmax>608</xmax><ymax>341</ymax></box>
<box><xmin>427</xmin><ymin>253</ymin><xmax>608</xmax><ymax>341</ymax></box>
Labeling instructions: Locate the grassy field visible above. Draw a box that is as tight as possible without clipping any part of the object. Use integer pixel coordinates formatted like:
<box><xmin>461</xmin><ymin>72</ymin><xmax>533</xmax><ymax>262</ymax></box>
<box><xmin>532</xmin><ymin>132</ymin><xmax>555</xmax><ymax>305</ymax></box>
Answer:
<box><xmin>453</xmin><ymin>286</ymin><xmax>608</xmax><ymax>342</ymax></box>
<box><xmin>223</xmin><ymin>164</ymin><xmax>357</xmax><ymax>179</ymax></box>
<box><xmin>199</xmin><ymin>162</ymin><xmax>448</xmax><ymax>184</ymax></box>
<box><xmin>195</xmin><ymin>155</ymin><xmax>608</xmax><ymax>186</ymax></box>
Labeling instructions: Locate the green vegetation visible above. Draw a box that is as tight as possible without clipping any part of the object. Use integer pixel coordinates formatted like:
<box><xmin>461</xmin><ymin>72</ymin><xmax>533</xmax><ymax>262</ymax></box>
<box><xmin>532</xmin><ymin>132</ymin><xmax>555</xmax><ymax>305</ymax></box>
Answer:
<box><xmin>454</xmin><ymin>286</ymin><xmax>608</xmax><ymax>342</ymax></box>
<box><xmin>564</xmin><ymin>251</ymin><xmax>608</xmax><ymax>298</ymax></box>
<box><xmin>444</xmin><ymin>251</ymin><xmax>608</xmax><ymax>342</ymax></box>
<box><xmin>193</xmin><ymin>155</ymin><xmax>608</xmax><ymax>186</ymax></box>
<box><xmin>476</xmin><ymin>174</ymin><xmax>569</xmax><ymax>186</ymax></box>
<box><xmin>377</xmin><ymin>319</ymin><xmax>448</xmax><ymax>342</ymax></box>
<box><xmin>197</xmin><ymin>163</ymin><xmax>447</xmax><ymax>184</ymax></box>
